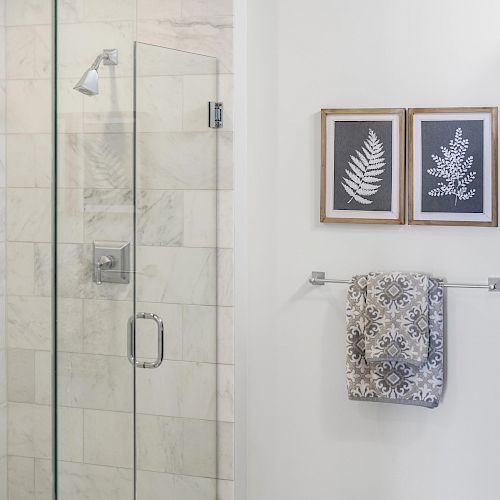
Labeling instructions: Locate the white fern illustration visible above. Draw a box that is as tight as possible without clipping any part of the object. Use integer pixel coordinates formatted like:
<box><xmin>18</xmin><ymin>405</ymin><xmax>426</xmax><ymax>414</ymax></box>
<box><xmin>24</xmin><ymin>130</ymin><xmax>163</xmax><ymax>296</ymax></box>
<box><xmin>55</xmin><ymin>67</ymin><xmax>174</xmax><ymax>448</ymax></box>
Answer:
<box><xmin>427</xmin><ymin>127</ymin><xmax>476</xmax><ymax>205</ymax></box>
<box><xmin>342</xmin><ymin>129</ymin><xmax>385</xmax><ymax>205</ymax></box>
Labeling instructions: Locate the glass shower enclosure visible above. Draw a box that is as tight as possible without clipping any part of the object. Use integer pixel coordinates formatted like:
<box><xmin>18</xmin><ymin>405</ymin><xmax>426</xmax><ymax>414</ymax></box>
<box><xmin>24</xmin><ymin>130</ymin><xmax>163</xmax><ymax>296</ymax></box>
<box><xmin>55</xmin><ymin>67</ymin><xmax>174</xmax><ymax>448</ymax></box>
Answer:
<box><xmin>56</xmin><ymin>41</ymin><xmax>219</xmax><ymax>499</ymax></box>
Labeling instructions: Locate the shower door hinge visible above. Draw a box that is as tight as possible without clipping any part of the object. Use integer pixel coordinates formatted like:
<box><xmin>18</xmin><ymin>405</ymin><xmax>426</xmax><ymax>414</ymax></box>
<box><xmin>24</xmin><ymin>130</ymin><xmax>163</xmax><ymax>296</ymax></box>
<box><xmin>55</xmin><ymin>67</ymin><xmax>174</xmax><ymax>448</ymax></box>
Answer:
<box><xmin>209</xmin><ymin>101</ymin><xmax>223</xmax><ymax>129</ymax></box>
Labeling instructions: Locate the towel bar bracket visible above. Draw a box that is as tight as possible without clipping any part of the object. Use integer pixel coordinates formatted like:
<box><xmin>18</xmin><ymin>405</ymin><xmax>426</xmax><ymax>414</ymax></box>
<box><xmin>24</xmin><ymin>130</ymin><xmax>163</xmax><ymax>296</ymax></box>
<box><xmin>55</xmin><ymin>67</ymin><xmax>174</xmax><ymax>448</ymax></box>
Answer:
<box><xmin>309</xmin><ymin>271</ymin><xmax>500</xmax><ymax>292</ymax></box>
<box><xmin>488</xmin><ymin>278</ymin><xmax>500</xmax><ymax>292</ymax></box>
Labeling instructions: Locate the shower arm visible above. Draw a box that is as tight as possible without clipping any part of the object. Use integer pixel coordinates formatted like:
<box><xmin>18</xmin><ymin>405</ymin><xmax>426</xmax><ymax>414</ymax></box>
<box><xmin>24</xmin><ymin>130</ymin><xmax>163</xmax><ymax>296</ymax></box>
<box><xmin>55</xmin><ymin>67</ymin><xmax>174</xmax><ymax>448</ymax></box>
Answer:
<box><xmin>90</xmin><ymin>49</ymin><xmax>119</xmax><ymax>70</ymax></box>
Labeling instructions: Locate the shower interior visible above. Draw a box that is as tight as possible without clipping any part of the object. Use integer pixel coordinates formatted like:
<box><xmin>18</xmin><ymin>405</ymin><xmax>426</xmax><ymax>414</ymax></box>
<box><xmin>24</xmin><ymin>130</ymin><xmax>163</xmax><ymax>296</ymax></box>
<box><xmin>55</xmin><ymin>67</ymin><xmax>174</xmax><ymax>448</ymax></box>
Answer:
<box><xmin>1</xmin><ymin>3</ymin><xmax>226</xmax><ymax>496</ymax></box>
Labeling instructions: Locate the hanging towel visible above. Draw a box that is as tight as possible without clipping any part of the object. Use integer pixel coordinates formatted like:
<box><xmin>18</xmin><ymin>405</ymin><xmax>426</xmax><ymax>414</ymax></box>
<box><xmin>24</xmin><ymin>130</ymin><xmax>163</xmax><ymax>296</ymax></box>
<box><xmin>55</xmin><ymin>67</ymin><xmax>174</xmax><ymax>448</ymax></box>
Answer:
<box><xmin>364</xmin><ymin>272</ymin><xmax>430</xmax><ymax>367</ymax></box>
<box><xmin>346</xmin><ymin>276</ymin><xmax>444</xmax><ymax>409</ymax></box>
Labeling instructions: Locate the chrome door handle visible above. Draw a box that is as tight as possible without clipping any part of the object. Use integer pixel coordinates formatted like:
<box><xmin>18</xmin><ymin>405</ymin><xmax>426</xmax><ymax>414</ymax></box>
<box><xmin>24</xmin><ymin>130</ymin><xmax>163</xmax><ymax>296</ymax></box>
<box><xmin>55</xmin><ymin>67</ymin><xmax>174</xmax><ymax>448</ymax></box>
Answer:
<box><xmin>127</xmin><ymin>312</ymin><xmax>164</xmax><ymax>369</ymax></box>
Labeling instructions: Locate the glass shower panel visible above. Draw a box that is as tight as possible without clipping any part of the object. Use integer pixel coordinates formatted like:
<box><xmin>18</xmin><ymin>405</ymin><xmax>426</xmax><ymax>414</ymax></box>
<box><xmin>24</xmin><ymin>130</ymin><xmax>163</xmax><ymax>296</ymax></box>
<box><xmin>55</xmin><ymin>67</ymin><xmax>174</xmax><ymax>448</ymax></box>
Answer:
<box><xmin>56</xmin><ymin>38</ymin><xmax>136</xmax><ymax>499</ymax></box>
<box><xmin>134</xmin><ymin>43</ymin><xmax>218</xmax><ymax>499</ymax></box>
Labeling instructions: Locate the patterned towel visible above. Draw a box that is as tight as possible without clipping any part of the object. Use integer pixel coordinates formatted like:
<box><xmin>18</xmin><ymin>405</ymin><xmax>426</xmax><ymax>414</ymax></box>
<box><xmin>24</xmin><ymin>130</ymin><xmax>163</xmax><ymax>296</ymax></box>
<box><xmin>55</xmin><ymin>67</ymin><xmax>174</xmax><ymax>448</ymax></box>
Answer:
<box><xmin>346</xmin><ymin>276</ymin><xmax>444</xmax><ymax>409</ymax></box>
<box><xmin>364</xmin><ymin>272</ymin><xmax>430</xmax><ymax>367</ymax></box>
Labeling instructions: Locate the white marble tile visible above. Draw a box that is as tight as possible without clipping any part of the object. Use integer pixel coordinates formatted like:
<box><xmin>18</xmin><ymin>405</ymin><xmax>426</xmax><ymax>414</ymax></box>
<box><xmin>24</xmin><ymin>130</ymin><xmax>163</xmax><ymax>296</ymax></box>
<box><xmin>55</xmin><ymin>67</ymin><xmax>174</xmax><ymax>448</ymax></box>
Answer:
<box><xmin>6</xmin><ymin>80</ymin><xmax>51</xmax><ymax>134</ymax></box>
<box><xmin>83</xmin><ymin>299</ymin><xmax>132</xmax><ymax>356</ymax></box>
<box><xmin>217</xmin><ymin>190</ymin><xmax>234</xmax><ymax>249</ymax></box>
<box><xmin>34</xmin><ymin>351</ymin><xmax>51</xmax><ymax>405</ymax></box>
<box><xmin>34</xmin><ymin>25</ymin><xmax>51</xmax><ymax>79</ymax></box>
<box><xmin>137</xmin><ymin>0</ymin><xmax>182</xmax><ymax>19</ymax></box>
<box><xmin>6</xmin><ymin>0</ymin><xmax>51</xmax><ymax>26</ymax></box>
<box><xmin>57</xmin><ymin>298</ymin><xmax>84</xmax><ymax>353</ymax></box>
<box><xmin>58</xmin><ymin>22</ymin><xmax>135</xmax><ymax>79</ymax></box>
<box><xmin>81</xmin><ymin>0</ymin><xmax>136</xmax><ymax>22</ymax></box>
<box><xmin>82</xmin><ymin>77</ymin><xmax>134</xmax><ymax>134</ymax></box>
<box><xmin>136</xmin><ymin>246</ymin><xmax>216</xmax><ymax>305</ymax></box>
<box><xmin>0</xmin><ymin>135</ymin><xmax>6</xmax><ymax>188</ymax></box>
<box><xmin>7</xmin><ymin>456</ymin><xmax>34</xmax><ymax>500</ymax></box>
<box><xmin>217</xmin><ymin>249</ymin><xmax>234</xmax><ymax>307</ymax></box>
<box><xmin>0</xmin><ymin>354</ymin><xmax>5</xmax><ymax>403</ymax></box>
<box><xmin>0</xmin><ymin>189</ymin><xmax>5</xmax><ymax>242</ymax></box>
<box><xmin>6</xmin><ymin>26</ymin><xmax>35</xmax><ymax>79</ymax></box>
<box><xmin>217</xmin><ymin>307</ymin><xmax>234</xmax><ymax>365</ymax></box>
<box><xmin>216</xmin><ymin>422</ymin><xmax>234</xmax><ymax>480</ymax></box>
<box><xmin>57</xmin><ymin>80</ymin><xmax>84</xmax><ymax>134</ymax></box>
<box><xmin>182</xmin><ymin>0</ymin><xmax>233</xmax><ymax>17</ymax></box>
<box><xmin>136</xmin><ymin>360</ymin><xmax>216</xmax><ymax>420</ymax></box>
<box><xmin>0</xmin><ymin>354</ymin><xmax>4</xmax><ymax>404</ymax></box>
<box><xmin>0</xmin><ymin>26</ymin><xmax>5</xmax><ymax>80</ymax></box>
<box><xmin>6</xmin><ymin>188</ymin><xmax>51</xmax><ymax>242</ymax></box>
<box><xmin>6</xmin><ymin>242</ymin><xmax>34</xmax><ymax>296</ymax></box>
<box><xmin>84</xmin><ymin>409</ymin><xmax>133</xmax><ymax>468</ymax></box>
<box><xmin>137</xmin><ymin>471</ymin><xmax>216</xmax><ymax>500</ymax></box>
<box><xmin>57</xmin><ymin>134</ymin><xmax>85</xmax><ymax>188</ymax></box>
<box><xmin>136</xmin><ymin>76</ymin><xmax>183</xmax><ymax>133</ymax></box>
<box><xmin>182</xmin><ymin>305</ymin><xmax>216</xmax><ymax>363</ymax></box>
<box><xmin>7</xmin><ymin>349</ymin><xmax>35</xmax><ymax>403</ymax></box>
<box><xmin>34</xmin><ymin>458</ymin><xmax>52</xmax><ymax>500</ymax></box>
<box><xmin>183</xmin><ymin>190</ymin><xmax>217</xmax><ymax>248</ymax></box>
<box><xmin>136</xmin><ymin>301</ymin><xmax>183</xmax><ymax>360</ymax></box>
<box><xmin>57</xmin><ymin>461</ymin><xmax>133</xmax><ymax>500</ymax></box>
<box><xmin>83</xmin><ymin>188</ymin><xmax>133</xmax><ymax>243</ymax></box>
<box><xmin>136</xmin><ymin>362</ymin><xmax>182</xmax><ymax>420</ymax></box>
<box><xmin>82</xmin><ymin>133</ymin><xmax>133</xmax><ymax>189</ymax></box>
<box><xmin>137</xmin><ymin>17</ymin><xmax>234</xmax><ymax>74</ymax></box>
<box><xmin>181</xmin><ymin>362</ymin><xmax>216</xmax><ymax>420</ymax></box>
<box><xmin>6</xmin><ymin>25</ymin><xmax>50</xmax><ymax>80</ymax></box>
<box><xmin>217</xmin><ymin>480</ymin><xmax>234</xmax><ymax>500</ymax></box>
<box><xmin>7</xmin><ymin>296</ymin><xmax>51</xmax><ymax>350</ymax></box>
<box><xmin>33</xmin><ymin>243</ymin><xmax>51</xmax><ymax>297</ymax></box>
<box><xmin>8</xmin><ymin>402</ymin><xmax>51</xmax><ymax>459</ymax></box>
<box><xmin>183</xmin><ymin>418</ymin><xmax>216</xmax><ymax>478</ymax></box>
<box><xmin>57</xmin><ymin>352</ymin><xmax>133</xmax><ymax>411</ymax></box>
<box><xmin>136</xmin><ymin>414</ymin><xmax>183</xmax><ymax>474</ymax></box>
<box><xmin>182</xmin><ymin>75</ymin><xmax>216</xmax><ymax>132</ymax></box>
<box><xmin>57</xmin><ymin>0</ymin><xmax>84</xmax><ymax>23</ymax></box>
<box><xmin>57</xmin><ymin>406</ymin><xmax>83</xmax><ymax>463</ymax></box>
<box><xmin>137</xmin><ymin>190</ymin><xmax>183</xmax><ymax>247</ymax></box>
<box><xmin>57</xmin><ymin>189</ymin><xmax>84</xmax><ymax>244</ymax></box>
<box><xmin>137</xmin><ymin>132</ymin><xmax>216</xmax><ymax>190</ymax></box>
<box><xmin>217</xmin><ymin>364</ymin><xmax>234</xmax><ymax>422</ymax></box>
<box><xmin>136</xmin><ymin>42</ymin><xmax>216</xmax><ymax>77</ymax></box>
<box><xmin>6</xmin><ymin>134</ymin><xmax>51</xmax><ymax>188</ymax></box>
<box><xmin>0</xmin><ymin>457</ymin><xmax>6</xmax><ymax>500</ymax></box>
<box><xmin>0</xmin><ymin>403</ymin><xmax>5</xmax><ymax>452</ymax></box>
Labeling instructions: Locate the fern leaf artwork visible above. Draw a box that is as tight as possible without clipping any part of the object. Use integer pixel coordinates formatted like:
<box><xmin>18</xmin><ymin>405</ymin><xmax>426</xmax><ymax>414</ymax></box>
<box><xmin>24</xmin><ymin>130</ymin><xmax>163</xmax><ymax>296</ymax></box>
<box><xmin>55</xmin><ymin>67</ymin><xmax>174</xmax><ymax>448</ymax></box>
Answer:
<box><xmin>427</xmin><ymin>127</ymin><xmax>476</xmax><ymax>205</ymax></box>
<box><xmin>342</xmin><ymin>129</ymin><xmax>385</xmax><ymax>205</ymax></box>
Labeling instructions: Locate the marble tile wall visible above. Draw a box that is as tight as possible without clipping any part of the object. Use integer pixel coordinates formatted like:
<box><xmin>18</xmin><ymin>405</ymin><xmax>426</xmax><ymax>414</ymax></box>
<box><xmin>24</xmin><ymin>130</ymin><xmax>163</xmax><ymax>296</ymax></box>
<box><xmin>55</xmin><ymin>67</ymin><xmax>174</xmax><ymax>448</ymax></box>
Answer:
<box><xmin>4</xmin><ymin>1</ymin><xmax>235</xmax><ymax>499</ymax></box>
<box><xmin>5</xmin><ymin>0</ymin><xmax>52</xmax><ymax>498</ymax></box>
<box><xmin>0</xmin><ymin>2</ymin><xmax>6</xmax><ymax>498</ymax></box>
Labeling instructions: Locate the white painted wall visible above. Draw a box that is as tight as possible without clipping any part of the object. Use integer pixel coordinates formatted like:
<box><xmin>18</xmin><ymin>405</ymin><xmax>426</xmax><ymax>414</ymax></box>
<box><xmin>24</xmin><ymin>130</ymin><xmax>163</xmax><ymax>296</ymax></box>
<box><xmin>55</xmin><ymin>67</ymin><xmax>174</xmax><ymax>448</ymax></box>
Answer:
<box><xmin>242</xmin><ymin>1</ymin><xmax>500</xmax><ymax>499</ymax></box>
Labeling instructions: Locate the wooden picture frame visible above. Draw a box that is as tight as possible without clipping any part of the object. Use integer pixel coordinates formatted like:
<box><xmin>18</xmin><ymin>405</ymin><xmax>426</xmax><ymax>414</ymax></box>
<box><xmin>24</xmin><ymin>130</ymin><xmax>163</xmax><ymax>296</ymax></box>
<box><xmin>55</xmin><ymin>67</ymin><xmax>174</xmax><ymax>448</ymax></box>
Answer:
<box><xmin>321</xmin><ymin>108</ymin><xmax>406</xmax><ymax>224</ymax></box>
<box><xmin>408</xmin><ymin>107</ymin><xmax>498</xmax><ymax>227</ymax></box>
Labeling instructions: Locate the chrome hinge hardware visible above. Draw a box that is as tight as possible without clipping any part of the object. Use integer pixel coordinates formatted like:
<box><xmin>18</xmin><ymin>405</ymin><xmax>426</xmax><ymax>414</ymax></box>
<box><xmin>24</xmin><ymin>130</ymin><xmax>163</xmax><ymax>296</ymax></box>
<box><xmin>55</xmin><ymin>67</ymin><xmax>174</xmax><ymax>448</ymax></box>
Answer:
<box><xmin>209</xmin><ymin>101</ymin><xmax>223</xmax><ymax>129</ymax></box>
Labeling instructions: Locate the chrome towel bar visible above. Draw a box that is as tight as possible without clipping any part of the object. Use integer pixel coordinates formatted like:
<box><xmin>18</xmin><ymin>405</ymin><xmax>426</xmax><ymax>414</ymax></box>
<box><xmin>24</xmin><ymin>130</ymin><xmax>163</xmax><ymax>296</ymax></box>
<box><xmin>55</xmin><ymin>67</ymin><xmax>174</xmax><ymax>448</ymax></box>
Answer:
<box><xmin>309</xmin><ymin>272</ymin><xmax>500</xmax><ymax>292</ymax></box>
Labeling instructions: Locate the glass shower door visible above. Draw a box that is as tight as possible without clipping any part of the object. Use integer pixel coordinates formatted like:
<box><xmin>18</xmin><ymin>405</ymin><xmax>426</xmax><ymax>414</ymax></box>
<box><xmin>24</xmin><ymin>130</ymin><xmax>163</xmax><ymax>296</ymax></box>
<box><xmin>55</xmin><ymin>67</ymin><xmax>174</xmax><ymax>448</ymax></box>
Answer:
<box><xmin>133</xmin><ymin>43</ymin><xmax>218</xmax><ymax>499</ymax></box>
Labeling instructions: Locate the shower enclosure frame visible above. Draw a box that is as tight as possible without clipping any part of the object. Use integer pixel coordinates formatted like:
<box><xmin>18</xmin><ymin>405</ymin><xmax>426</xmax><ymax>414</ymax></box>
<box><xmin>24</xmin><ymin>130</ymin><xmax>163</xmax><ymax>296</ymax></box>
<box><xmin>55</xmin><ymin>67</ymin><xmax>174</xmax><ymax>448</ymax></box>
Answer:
<box><xmin>52</xmin><ymin>5</ymin><xmax>221</xmax><ymax>498</ymax></box>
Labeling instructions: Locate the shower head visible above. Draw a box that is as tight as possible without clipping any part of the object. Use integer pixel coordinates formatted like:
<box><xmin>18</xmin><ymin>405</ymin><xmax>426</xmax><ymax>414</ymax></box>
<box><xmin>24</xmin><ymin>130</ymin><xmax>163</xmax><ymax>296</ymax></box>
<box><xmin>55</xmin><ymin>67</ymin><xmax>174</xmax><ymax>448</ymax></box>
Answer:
<box><xmin>74</xmin><ymin>49</ymin><xmax>118</xmax><ymax>96</ymax></box>
<box><xmin>73</xmin><ymin>68</ymin><xmax>99</xmax><ymax>96</ymax></box>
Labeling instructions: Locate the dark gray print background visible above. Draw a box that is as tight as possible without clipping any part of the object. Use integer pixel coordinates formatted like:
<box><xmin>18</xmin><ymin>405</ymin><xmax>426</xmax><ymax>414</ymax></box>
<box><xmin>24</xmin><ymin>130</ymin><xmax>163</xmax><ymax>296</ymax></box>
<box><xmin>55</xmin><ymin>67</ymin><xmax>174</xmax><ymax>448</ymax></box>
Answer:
<box><xmin>421</xmin><ymin>120</ymin><xmax>484</xmax><ymax>213</ymax></box>
<box><xmin>333</xmin><ymin>121</ymin><xmax>393</xmax><ymax>211</ymax></box>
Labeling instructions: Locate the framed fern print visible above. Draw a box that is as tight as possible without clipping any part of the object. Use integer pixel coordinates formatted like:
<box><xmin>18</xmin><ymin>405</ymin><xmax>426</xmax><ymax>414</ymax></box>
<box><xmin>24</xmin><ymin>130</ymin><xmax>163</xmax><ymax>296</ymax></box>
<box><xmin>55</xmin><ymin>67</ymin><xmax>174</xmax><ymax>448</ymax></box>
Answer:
<box><xmin>321</xmin><ymin>108</ymin><xmax>405</xmax><ymax>224</ymax></box>
<box><xmin>409</xmin><ymin>107</ymin><xmax>498</xmax><ymax>226</ymax></box>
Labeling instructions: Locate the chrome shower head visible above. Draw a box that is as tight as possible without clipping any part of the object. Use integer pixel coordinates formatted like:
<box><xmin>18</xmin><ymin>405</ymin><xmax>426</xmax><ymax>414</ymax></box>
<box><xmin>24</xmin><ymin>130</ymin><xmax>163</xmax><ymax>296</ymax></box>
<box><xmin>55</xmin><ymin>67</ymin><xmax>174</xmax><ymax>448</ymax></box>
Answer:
<box><xmin>74</xmin><ymin>49</ymin><xmax>118</xmax><ymax>96</ymax></box>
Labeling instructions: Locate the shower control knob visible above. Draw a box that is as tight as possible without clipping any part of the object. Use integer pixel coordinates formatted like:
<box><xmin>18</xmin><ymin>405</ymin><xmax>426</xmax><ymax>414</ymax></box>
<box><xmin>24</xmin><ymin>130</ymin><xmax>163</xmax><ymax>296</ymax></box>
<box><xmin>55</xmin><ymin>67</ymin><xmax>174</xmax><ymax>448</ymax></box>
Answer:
<box><xmin>95</xmin><ymin>255</ymin><xmax>114</xmax><ymax>285</ymax></box>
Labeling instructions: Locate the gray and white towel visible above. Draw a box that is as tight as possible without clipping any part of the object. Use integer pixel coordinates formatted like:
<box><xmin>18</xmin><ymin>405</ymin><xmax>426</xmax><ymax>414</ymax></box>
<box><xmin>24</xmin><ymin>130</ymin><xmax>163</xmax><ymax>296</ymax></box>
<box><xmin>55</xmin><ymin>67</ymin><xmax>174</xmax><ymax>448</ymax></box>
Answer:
<box><xmin>346</xmin><ymin>276</ymin><xmax>444</xmax><ymax>409</ymax></box>
<box><xmin>364</xmin><ymin>272</ymin><xmax>430</xmax><ymax>367</ymax></box>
